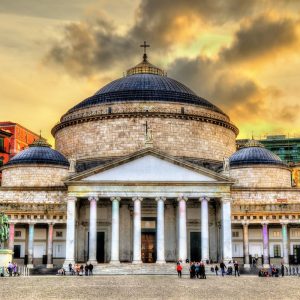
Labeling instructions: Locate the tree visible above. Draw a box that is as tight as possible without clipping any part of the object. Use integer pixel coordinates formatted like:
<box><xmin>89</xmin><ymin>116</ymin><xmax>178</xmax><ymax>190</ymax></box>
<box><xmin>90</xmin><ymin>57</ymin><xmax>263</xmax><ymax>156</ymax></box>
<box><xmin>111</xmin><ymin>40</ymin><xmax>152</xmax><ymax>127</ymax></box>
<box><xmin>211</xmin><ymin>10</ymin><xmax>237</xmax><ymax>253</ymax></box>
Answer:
<box><xmin>0</xmin><ymin>212</ymin><xmax>9</xmax><ymax>249</ymax></box>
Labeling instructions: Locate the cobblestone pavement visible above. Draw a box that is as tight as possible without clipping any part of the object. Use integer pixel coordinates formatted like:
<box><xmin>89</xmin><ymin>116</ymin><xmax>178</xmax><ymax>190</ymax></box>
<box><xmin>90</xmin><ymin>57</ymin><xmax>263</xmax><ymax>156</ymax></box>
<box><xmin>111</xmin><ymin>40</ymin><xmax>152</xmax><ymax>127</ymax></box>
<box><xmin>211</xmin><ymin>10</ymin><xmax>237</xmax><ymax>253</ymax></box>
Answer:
<box><xmin>0</xmin><ymin>275</ymin><xmax>299</xmax><ymax>300</ymax></box>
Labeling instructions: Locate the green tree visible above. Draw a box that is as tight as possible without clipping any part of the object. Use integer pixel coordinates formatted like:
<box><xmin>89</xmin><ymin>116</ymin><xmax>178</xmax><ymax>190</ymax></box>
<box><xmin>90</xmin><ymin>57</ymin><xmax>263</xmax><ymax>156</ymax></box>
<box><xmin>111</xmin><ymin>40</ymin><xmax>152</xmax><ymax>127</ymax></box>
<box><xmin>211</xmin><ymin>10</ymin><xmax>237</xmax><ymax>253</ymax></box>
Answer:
<box><xmin>0</xmin><ymin>212</ymin><xmax>9</xmax><ymax>249</ymax></box>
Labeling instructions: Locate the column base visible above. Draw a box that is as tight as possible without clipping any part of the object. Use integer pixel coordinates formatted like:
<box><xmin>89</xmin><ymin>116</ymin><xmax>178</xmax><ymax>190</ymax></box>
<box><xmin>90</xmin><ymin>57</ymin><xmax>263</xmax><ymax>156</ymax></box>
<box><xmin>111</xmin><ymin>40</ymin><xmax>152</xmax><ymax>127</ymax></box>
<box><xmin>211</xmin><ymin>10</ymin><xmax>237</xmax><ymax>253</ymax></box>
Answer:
<box><xmin>156</xmin><ymin>260</ymin><xmax>166</xmax><ymax>264</ymax></box>
<box><xmin>263</xmin><ymin>264</ymin><xmax>270</xmax><ymax>268</ymax></box>
<box><xmin>243</xmin><ymin>264</ymin><xmax>251</xmax><ymax>269</ymax></box>
<box><xmin>87</xmin><ymin>260</ymin><xmax>98</xmax><ymax>265</ymax></box>
<box><xmin>109</xmin><ymin>260</ymin><xmax>120</xmax><ymax>264</ymax></box>
<box><xmin>26</xmin><ymin>264</ymin><xmax>34</xmax><ymax>269</ymax></box>
<box><xmin>46</xmin><ymin>264</ymin><xmax>54</xmax><ymax>269</ymax></box>
<box><xmin>223</xmin><ymin>258</ymin><xmax>233</xmax><ymax>264</ymax></box>
<box><xmin>132</xmin><ymin>260</ymin><xmax>143</xmax><ymax>264</ymax></box>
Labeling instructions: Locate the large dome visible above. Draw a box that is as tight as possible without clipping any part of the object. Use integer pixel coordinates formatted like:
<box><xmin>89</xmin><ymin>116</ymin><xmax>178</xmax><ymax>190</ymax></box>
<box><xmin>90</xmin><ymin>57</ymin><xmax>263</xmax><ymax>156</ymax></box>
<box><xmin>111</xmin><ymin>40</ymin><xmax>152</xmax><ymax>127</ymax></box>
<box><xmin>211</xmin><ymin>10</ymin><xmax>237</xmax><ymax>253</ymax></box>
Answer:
<box><xmin>68</xmin><ymin>73</ymin><xmax>225</xmax><ymax>115</ymax></box>
<box><xmin>230</xmin><ymin>140</ymin><xmax>285</xmax><ymax>167</ymax></box>
<box><xmin>6</xmin><ymin>138</ymin><xmax>69</xmax><ymax>167</ymax></box>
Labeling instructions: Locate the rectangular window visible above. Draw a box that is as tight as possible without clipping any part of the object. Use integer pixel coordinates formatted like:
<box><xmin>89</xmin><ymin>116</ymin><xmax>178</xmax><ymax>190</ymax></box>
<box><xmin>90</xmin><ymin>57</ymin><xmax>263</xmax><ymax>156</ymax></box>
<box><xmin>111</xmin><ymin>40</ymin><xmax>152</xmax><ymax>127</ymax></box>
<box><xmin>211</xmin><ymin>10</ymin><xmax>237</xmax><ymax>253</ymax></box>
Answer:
<box><xmin>15</xmin><ymin>231</ymin><xmax>22</xmax><ymax>237</ymax></box>
<box><xmin>273</xmin><ymin>244</ymin><xmax>281</xmax><ymax>257</ymax></box>
<box><xmin>232</xmin><ymin>231</ymin><xmax>239</xmax><ymax>238</ymax></box>
<box><xmin>56</xmin><ymin>231</ymin><xmax>63</xmax><ymax>237</ymax></box>
<box><xmin>273</xmin><ymin>231</ymin><xmax>280</xmax><ymax>238</ymax></box>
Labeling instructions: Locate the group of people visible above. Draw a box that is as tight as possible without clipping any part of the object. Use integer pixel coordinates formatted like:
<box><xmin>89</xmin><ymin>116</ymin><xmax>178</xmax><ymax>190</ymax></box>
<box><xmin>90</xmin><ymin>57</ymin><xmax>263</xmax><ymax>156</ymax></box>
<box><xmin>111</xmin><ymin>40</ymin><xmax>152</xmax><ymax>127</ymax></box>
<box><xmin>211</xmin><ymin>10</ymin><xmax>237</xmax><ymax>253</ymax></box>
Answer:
<box><xmin>57</xmin><ymin>263</ymin><xmax>94</xmax><ymax>276</ymax></box>
<box><xmin>1</xmin><ymin>262</ymin><xmax>20</xmax><ymax>277</ymax></box>
<box><xmin>213</xmin><ymin>261</ymin><xmax>240</xmax><ymax>277</ymax></box>
<box><xmin>258</xmin><ymin>263</ymin><xmax>286</xmax><ymax>277</ymax></box>
<box><xmin>176</xmin><ymin>259</ymin><xmax>206</xmax><ymax>279</ymax></box>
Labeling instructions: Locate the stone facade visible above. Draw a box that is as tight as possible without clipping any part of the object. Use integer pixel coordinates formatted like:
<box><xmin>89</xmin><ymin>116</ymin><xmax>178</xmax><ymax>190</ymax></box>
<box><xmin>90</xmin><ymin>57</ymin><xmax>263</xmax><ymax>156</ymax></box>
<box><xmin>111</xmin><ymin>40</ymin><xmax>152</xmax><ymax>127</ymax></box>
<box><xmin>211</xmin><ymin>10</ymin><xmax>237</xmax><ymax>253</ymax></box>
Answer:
<box><xmin>1</xmin><ymin>165</ymin><xmax>69</xmax><ymax>187</ymax></box>
<box><xmin>229</xmin><ymin>166</ymin><xmax>291</xmax><ymax>188</ymax></box>
<box><xmin>55</xmin><ymin>114</ymin><xmax>237</xmax><ymax>162</ymax></box>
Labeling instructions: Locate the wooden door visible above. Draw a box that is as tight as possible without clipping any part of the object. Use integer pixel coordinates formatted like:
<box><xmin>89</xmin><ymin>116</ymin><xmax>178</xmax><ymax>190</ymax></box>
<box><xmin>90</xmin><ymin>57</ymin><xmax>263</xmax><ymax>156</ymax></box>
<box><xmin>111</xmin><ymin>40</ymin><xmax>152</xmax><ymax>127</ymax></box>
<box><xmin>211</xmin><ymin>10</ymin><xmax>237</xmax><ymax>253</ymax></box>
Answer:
<box><xmin>141</xmin><ymin>233</ymin><xmax>156</xmax><ymax>263</ymax></box>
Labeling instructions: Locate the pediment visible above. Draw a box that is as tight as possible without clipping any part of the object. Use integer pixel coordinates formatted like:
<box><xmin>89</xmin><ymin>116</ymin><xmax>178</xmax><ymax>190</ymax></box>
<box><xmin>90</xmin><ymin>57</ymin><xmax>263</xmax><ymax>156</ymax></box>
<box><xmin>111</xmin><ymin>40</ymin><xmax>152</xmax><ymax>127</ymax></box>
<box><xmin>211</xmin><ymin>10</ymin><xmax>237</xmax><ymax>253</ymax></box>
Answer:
<box><xmin>67</xmin><ymin>149</ymin><xmax>232</xmax><ymax>183</ymax></box>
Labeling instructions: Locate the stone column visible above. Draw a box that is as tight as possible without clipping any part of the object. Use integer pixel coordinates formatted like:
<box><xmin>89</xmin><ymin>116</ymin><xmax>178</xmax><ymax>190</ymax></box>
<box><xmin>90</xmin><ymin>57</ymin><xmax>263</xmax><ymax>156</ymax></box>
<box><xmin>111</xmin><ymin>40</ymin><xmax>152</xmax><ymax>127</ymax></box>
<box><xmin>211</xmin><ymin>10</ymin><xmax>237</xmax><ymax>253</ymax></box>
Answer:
<box><xmin>132</xmin><ymin>197</ymin><xmax>143</xmax><ymax>264</ymax></box>
<box><xmin>221</xmin><ymin>197</ymin><xmax>233</xmax><ymax>263</ymax></box>
<box><xmin>281</xmin><ymin>221</ymin><xmax>289</xmax><ymax>265</ymax></box>
<box><xmin>64</xmin><ymin>196</ymin><xmax>77</xmax><ymax>268</ymax></box>
<box><xmin>8</xmin><ymin>222</ymin><xmax>16</xmax><ymax>251</ymax></box>
<box><xmin>200</xmin><ymin>196</ymin><xmax>209</xmax><ymax>262</ymax></box>
<box><xmin>177</xmin><ymin>196</ymin><xmax>188</xmax><ymax>261</ymax></box>
<box><xmin>156</xmin><ymin>197</ymin><xmax>166</xmax><ymax>264</ymax></box>
<box><xmin>27</xmin><ymin>223</ymin><xmax>35</xmax><ymax>268</ymax></box>
<box><xmin>262</xmin><ymin>222</ymin><xmax>270</xmax><ymax>267</ymax></box>
<box><xmin>110</xmin><ymin>197</ymin><xmax>121</xmax><ymax>263</ymax></box>
<box><xmin>242</xmin><ymin>221</ymin><xmax>250</xmax><ymax>268</ymax></box>
<box><xmin>88</xmin><ymin>196</ymin><xmax>99</xmax><ymax>264</ymax></box>
<box><xmin>47</xmin><ymin>223</ymin><xmax>54</xmax><ymax>268</ymax></box>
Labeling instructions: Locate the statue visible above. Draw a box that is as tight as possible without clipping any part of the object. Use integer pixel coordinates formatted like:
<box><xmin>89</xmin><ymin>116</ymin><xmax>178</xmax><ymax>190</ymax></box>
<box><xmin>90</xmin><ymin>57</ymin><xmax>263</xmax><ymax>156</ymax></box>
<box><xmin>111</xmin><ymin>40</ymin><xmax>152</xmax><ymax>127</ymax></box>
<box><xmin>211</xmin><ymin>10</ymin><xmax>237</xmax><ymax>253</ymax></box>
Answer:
<box><xmin>68</xmin><ymin>157</ymin><xmax>76</xmax><ymax>173</ymax></box>
<box><xmin>223</xmin><ymin>157</ymin><xmax>230</xmax><ymax>172</ymax></box>
<box><xmin>145</xmin><ymin>128</ymin><xmax>153</xmax><ymax>143</ymax></box>
<box><xmin>0</xmin><ymin>213</ymin><xmax>9</xmax><ymax>249</ymax></box>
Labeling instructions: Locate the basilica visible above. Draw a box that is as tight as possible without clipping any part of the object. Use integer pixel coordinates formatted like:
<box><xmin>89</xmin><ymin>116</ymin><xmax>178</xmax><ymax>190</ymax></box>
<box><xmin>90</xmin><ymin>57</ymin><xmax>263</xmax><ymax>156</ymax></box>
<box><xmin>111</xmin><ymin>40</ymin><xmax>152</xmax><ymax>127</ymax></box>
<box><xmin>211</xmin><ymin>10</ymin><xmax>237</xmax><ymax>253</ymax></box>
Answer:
<box><xmin>0</xmin><ymin>47</ymin><xmax>299</xmax><ymax>271</ymax></box>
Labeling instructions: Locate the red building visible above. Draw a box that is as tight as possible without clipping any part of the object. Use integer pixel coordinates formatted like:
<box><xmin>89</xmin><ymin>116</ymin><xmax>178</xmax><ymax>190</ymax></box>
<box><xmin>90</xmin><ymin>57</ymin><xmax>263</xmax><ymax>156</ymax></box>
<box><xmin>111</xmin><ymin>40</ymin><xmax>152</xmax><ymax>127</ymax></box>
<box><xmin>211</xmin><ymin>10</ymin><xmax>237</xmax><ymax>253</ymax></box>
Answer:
<box><xmin>0</xmin><ymin>122</ymin><xmax>40</xmax><ymax>158</ymax></box>
<box><xmin>0</xmin><ymin>128</ymin><xmax>12</xmax><ymax>167</ymax></box>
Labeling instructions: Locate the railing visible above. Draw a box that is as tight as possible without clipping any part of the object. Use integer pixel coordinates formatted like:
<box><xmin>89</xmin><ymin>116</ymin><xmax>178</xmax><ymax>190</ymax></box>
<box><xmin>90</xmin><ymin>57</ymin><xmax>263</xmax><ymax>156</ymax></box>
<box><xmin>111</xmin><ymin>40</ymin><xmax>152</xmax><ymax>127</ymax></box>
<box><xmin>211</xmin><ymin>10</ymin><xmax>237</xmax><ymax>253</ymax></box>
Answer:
<box><xmin>0</xmin><ymin>265</ymin><xmax>29</xmax><ymax>277</ymax></box>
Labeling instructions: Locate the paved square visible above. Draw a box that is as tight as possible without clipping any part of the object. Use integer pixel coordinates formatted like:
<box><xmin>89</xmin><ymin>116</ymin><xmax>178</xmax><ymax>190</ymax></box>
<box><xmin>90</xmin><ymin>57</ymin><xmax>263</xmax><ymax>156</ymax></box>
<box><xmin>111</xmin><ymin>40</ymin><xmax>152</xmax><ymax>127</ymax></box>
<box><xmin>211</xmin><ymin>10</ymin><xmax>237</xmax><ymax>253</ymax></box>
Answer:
<box><xmin>1</xmin><ymin>275</ymin><xmax>300</xmax><ymax>300</ymax></box>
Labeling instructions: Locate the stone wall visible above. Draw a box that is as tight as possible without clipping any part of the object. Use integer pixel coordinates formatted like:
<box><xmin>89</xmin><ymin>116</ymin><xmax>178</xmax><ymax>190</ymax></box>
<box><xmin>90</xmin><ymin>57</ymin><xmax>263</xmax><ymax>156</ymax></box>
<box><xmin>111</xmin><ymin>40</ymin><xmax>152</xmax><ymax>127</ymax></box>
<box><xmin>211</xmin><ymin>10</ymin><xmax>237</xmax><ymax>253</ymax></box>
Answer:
<box><xmin>54</xmin><ymin>115</ymin><xmax>237</xmax><ymax>162</ymax></box>
<box><xmin>1</xmin><ymin>165</ymin><xmax>69</xmax><ymax>187</ymax></box>
<box><xmin>229</xmin><ymin>166</ymin><xmax>291</xmax><ymax>188</ymax></box>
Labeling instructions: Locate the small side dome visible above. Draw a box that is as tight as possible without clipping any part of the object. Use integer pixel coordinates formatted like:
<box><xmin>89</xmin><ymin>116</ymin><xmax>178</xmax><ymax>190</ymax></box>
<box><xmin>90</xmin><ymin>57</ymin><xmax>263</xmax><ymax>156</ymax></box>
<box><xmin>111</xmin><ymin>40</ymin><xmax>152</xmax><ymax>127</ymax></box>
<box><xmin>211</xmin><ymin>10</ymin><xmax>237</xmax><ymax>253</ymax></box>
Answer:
<box><xmin>229</xmin><ymin>139</ymin><xmax>285</xmax><ymax>167</ymax></box>
<box><xmin>6</xmin><ymin>137</ymin><xmax>69</xmax><ymax>167</ymax></box>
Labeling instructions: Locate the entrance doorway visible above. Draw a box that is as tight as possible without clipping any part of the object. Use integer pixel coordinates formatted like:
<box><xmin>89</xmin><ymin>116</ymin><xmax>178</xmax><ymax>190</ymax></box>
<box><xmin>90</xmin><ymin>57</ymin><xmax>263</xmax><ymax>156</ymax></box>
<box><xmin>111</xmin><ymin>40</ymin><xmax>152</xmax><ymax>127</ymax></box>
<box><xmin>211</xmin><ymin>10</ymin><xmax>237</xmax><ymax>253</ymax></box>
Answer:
<box><xmin>13</xmin><ymin>245</ymin><xmax>21</xmax><ymax>258</ymax></box>
<box><xmin>87</xmin><ymin>232</ymin><xmax>105</xmax><ymax>263</ymax></box>
<box><xmin>141</xmin><ymin>233</ymin><xmax>156</xmax><ymax>263</ymax></box>
<box><xmin>190</xmin><ymin>232</ymin><xmax>201</xmax><ymax>261</ymax></box>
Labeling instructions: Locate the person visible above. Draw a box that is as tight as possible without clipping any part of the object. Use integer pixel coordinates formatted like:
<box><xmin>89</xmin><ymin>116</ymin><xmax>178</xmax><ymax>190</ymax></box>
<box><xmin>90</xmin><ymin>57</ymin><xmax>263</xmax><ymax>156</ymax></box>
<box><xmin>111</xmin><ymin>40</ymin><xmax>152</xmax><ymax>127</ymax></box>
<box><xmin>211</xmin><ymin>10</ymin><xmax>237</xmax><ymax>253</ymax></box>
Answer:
<box><xmin>195</xmin><ymin>262</ymin><xmax>200</xmax><ymax>279</ymax></box>
<box><xmin>200</xmin><ymin>261</ymin><xmax>206</xmax><ymax>279</ymax></box>
<box><xmin>176</xmin><ymin>263</ymin><xmax>182</xmax><ymax>278</ymax></box>
<box><xmin>281</xmin><ymin>263</ymin><xmax>285</xmax><ymax>277</ymax></box>
<box><xmin>215</xmin><ymin>265</ymin><xmax>219</xmax><ymax>276</ymax></box>
<box><xmin>85</xmin><ymin>265</ymin><xmax>89</xmax><ymax>276</ymax></box>
<box><xmin>227</xmin><ymin>261</ymin><xmax>233</xmax><ymax>275</ymax></box>
<box><xmin>88</xmin><ymin>263</ymin><xmax>94</xmax><ymax>276</ymax></box>
<box><xmin>190</xmin><ymin>262</ymin><xmax>196</xmax><ymax>279</ymax></box>
<box><xmin>13</xmin><ymin>263</ymin><xmax>19</xmax><ymax>276</ymax></box>
<box><xmin>80</xmin><ymin>264</ymin><xmax>84</xmax><ymax>276</ymax></box>
<box><xmin>220</xmin><ymin>261</ymin><xmax>226</xmax><ymax>277</ymax></box>
<box><xmin>68</xmin><ymin>263</ymin><xmax>73</xmax><ymax>274</ymax></box>
<box><xmin>75</xmin><ymin>264</ymin><xmax>80</xmax><ymax>276</ymax></box>
<box><xmin>234</xmin><ymin>261</ymin><xmax>240</xmax><ymax>277</ymax></box>
<box><xmin>7</xmin><ymin>262</ymin><xmax>13</xmax><ymax>277</ymax></box>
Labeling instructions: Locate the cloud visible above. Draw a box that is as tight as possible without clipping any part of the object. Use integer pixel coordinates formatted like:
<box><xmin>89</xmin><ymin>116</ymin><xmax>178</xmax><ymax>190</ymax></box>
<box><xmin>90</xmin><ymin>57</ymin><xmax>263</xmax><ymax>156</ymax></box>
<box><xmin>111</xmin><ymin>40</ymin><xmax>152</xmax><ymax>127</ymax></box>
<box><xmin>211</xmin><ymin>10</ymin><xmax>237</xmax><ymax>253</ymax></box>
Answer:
<box><xmin>220</xmin><ymin>14</ymin><xmax>300</xmax><ymax>63</ymax></box>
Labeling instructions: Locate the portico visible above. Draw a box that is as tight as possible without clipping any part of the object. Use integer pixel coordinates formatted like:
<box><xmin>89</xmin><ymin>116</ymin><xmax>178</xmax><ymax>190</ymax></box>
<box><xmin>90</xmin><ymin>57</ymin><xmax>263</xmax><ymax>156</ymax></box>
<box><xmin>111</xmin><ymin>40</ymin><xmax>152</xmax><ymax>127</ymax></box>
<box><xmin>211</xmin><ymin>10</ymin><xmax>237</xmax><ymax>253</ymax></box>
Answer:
<box><xmin>63</xmin><ymin>149</ymin><xmax>234</xmax><ymax>267</ymax></box>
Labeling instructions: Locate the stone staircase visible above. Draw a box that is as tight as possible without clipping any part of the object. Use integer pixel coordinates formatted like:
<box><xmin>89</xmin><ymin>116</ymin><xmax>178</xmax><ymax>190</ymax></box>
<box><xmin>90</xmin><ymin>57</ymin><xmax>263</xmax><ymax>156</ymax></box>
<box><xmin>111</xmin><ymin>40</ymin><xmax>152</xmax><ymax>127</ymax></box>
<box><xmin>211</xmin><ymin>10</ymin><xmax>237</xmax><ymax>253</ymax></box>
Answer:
<box><xmin>93</xmin><ymin>263</ymin><xmax>215</xmax><ymax>275</ymax></box>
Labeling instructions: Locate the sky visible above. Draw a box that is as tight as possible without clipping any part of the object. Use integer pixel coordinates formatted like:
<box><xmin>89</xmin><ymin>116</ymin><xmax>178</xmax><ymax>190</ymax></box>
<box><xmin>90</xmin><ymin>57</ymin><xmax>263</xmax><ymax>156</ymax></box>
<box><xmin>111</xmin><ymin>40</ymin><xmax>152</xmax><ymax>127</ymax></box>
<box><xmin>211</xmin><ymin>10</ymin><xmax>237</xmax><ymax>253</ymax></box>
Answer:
<box><xmin>1</xmin><ymin>0</ymin><xmax>300</xmax><ymax>145</ymax></box>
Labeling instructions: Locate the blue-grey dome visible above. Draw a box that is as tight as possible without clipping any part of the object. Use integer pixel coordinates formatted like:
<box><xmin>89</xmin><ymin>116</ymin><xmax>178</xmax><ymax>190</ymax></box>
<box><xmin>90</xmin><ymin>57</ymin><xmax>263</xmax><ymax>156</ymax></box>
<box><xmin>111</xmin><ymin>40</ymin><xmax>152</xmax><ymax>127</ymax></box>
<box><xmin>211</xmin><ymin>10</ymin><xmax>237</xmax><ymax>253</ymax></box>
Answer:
<box><xmin>230</xmin><ymin>140</ymin><xmax>285</xmax><ymax>167</ymax></box>
<box><xmin>6</xmin><ymin>139</ymin><xmax>69</xmax><ymax>167</ymax></box>
<box><xmin>68</xmin><ymin>73</ymin><xmax>225</xmax><ymax>115</ymax></box>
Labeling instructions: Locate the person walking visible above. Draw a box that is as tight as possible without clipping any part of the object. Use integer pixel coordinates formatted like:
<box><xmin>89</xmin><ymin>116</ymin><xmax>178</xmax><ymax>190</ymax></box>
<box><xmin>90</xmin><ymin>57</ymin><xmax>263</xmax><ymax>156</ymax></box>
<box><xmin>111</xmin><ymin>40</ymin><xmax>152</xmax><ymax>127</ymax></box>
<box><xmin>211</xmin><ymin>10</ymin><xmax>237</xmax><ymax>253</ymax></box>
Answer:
<box><xmin>220</xmin><ymin>261</ymin><xmax>226</xmax><ymax>277</ymax></box>
<box><xmin>176</xmin><ymin>263</ymin><xmax>182</xmax><ymax>278</ymax></box>
<box><xmin>7</xmin><ymin>262</ymin><xmax>13</xmax><ymax>277</ymax></box>
<box><xmin>195</xmin><ymin>262</ymin><xmax>200</xmax><ymax>279</ymax></box>
<box><xmin>88</xmin><ymin>263</ymin><xmax>94</xmax><ymax>276</ymax></box>
<box><xmin>234</xmin><ymin>261</ymin><xmax>240</xmax><ymax>277</ymax></box>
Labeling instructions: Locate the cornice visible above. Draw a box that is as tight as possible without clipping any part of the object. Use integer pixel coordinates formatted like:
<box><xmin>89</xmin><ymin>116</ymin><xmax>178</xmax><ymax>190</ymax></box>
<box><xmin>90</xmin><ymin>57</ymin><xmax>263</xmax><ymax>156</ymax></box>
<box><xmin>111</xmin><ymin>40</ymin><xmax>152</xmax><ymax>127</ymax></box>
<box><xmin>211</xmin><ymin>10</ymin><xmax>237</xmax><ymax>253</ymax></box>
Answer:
<box><xmin>51</xmin><ymin>111</ymin><xmax>239</xmax><ymax>136</ymax></box>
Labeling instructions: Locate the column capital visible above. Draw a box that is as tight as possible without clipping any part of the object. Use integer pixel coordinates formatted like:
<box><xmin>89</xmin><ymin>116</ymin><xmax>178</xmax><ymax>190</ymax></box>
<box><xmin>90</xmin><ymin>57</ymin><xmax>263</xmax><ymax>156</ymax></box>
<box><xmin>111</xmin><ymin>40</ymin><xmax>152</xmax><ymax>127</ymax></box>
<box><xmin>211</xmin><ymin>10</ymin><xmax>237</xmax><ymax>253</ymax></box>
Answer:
<box><xmin>110</xmin><ymin>196</ymin><xmax>121</xmax><ymax>202</ymax></box>
<box><xmin>261</xmin><ymin>221</ymin><xmax>269</xmax><ymax>226</ymax></box>
<box><xmin>9</xmin><ymin>220</ymin><xmax>17</xmax><ymax>225</ymax></box>
<box><xmin>199</xmin><ymin>196</ymin><xmax>210</xmax><ymax>202</ymax></box>
<box><xmin>132</xmin><ymin>196</ymin><xmax>143</xmax><ymax>202</ymax></box>
<box><xmin>242</xmin><ymin>220</ymin><xmax>249</xmax><ymax>226</ymax></box>
<box><xmin>47</xmin><ymin>222</ymin><xmax>55</xmax><ymax>226</ymax></box>
<box><xmin>280</xmin><ymin>220</ymin><xmax>289</xmax><ymax>226</ymax></box>
<box><xmin>155</xmin><ymin>197</ymin><xmax>166</xmax><ymax>202</ymax></box>
<box><xmin>220</xmin><ymin>196</ymin><xmax>232</xmax><ymax>203</ymax></box>
<box><xmin>67</xmin><ymin>196</ymin><xmax>77</xmax><ymax>202</ymax></box>
<box><xmin>88</xmin><ymin>196</ymin><xmax>99</xmax><ymax>202</ymax></box>
<box><xmin>177</xmin><ymin>196</ymin><xmax>188</xmax><ymax>202</ymax></box>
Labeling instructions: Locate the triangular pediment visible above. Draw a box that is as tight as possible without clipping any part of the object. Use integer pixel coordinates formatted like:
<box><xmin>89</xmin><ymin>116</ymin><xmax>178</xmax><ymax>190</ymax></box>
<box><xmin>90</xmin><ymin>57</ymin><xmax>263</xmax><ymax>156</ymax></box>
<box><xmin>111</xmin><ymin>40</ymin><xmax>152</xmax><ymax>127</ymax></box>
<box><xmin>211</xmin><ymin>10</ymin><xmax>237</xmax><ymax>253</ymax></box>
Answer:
<box><xmin>67</xmin><ymin>149</ymin><xmax>232</xmax><ymax>183</ymax></box>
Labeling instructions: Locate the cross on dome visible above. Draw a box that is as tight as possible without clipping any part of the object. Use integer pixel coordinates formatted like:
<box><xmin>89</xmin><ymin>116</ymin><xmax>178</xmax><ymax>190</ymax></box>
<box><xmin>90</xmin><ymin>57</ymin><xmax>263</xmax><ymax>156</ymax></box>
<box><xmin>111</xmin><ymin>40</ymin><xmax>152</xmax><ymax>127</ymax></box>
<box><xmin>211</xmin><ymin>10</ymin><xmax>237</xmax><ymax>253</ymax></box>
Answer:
<box><xmin>140</xmin><ymin>41</ymin><xmax>150</xmax><ymax>61</ymax></box>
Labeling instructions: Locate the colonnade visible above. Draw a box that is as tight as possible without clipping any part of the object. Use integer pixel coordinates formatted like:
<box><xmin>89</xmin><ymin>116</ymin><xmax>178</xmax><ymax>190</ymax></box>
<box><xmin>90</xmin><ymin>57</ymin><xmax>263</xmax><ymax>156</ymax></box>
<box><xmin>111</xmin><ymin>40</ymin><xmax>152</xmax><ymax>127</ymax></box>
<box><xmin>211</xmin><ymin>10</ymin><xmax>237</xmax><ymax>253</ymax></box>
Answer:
<box><xmin>242</xmin><ymin>221</ymin><xmax>290</xmax><ymax>268</ymax></box>
<box><xmin>64</xmin><ymin>195</ymin><xmax>233</xmax><ymax>265</ymax></box>
<box><xmin>8</xmin><ymin>221</ymin><xmax>55</xmax><ymax>268</ymax></box>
